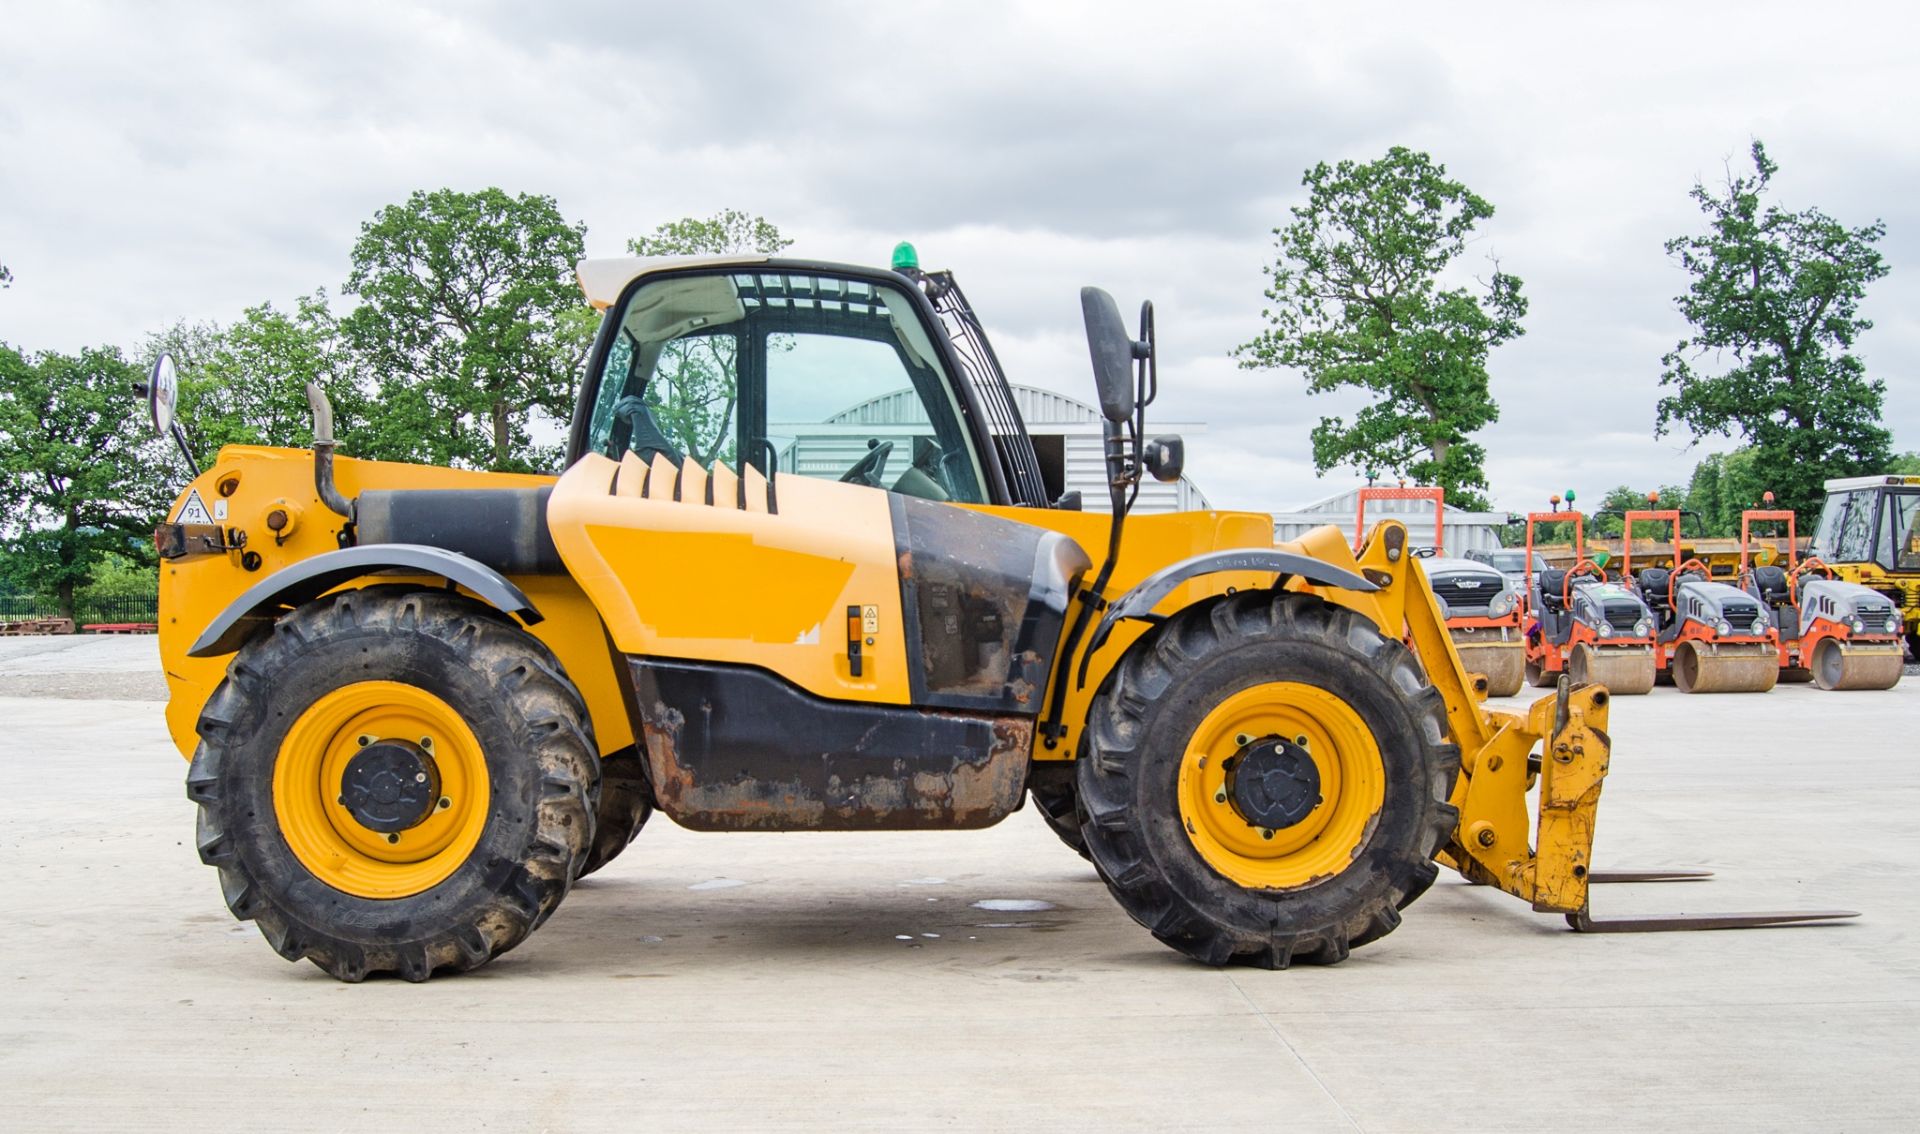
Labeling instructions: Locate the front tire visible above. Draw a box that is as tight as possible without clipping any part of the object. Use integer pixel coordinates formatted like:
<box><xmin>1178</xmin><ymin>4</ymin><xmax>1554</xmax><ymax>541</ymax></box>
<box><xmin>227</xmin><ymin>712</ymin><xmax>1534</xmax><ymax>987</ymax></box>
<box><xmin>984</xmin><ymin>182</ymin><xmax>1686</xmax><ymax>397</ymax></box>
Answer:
<box><xmin>1077</xmin><ymin>592</ymin><xmax>1457</xmax><ymax>969</ymax></box>
<box><xmin>186</xmin><ymin>588</ymin><xmax>597</xmax><ymax>982</ymax></box>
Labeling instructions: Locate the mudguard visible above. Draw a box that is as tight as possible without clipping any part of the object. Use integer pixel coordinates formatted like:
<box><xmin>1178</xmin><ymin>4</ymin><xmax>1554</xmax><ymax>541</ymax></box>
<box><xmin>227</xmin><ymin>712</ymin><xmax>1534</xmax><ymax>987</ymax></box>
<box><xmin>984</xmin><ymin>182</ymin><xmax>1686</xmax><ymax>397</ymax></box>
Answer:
<box><xmin>1083</xmin><ymin>548</ymin><xmax>1378</xmax><ymax>668</ymax></box>
<box><xmin>187</xmin><ymin>543</ymin><xmax>542</xmax><ymax>658</ymax></box>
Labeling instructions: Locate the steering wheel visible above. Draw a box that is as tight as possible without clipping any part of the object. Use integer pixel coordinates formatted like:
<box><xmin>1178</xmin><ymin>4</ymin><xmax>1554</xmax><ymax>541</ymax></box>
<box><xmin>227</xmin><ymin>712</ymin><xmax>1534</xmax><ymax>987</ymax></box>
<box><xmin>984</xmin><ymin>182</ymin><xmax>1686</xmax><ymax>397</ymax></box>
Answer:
<box><xmin>1564</xmin><ymin>559</ymin><xmax>1603</xmax><ymax>610</ymax></box>
<box><xmin>1668</xmin><ymin>557</ymin><xmax>1709</xmax><ymax>612</ymax></box>
<box><xmin>839</xmin><ymin>439</ymin><xmax>894</xmax><ymax>487</ymax></box>
<box><xmin>1787</xmin><ymin>556</ymin><xmax>1837</xmax><ymax>602</ymax></box>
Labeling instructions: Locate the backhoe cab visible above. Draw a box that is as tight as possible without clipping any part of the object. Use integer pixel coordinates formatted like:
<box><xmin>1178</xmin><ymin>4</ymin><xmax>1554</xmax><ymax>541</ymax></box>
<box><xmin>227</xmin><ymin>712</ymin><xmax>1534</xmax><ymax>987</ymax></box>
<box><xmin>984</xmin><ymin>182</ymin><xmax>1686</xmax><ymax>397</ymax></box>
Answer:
<box><xmin>151</xmin><ymin>251</ymin><xmax>1852</xmax><ymax>982</ymax></box>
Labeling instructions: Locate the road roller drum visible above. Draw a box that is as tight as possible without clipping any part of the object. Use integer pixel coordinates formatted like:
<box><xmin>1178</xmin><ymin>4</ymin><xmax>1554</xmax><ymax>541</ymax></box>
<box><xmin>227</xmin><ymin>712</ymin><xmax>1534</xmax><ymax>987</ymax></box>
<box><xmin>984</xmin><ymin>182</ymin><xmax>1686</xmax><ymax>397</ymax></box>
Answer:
<box><xmin>1670</xmin><ymin>640</ymin><xmax>1779</xmax><ymax>694</ymax></box>
<box><xmin>1454</xmin><ymin>640</ymin><xmax>1527</xmax><ymax>697</ymax></box>
<box><xmin>1568</xmin><ymin>643</ymin><xmax>1656</xmax><ymax>695</ymax></box>
<box><xmin>1809</xmin><ymin>639</ymin><xmax>1904</xmax><ymax>691</ymax></box>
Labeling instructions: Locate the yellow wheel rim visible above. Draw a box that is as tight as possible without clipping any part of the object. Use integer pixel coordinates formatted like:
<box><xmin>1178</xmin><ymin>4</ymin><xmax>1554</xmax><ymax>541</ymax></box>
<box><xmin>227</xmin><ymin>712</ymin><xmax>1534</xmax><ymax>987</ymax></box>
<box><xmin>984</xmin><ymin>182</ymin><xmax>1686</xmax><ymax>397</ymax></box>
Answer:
<box><xmin>1178</xmin><ymin>681</ymin><xmax>1385</xmax><ymax>891</ymax></box>
<box><xmin>273</xmin><ymin>681</ymin><xmax>491</xmax><ymax>900</ymax></box>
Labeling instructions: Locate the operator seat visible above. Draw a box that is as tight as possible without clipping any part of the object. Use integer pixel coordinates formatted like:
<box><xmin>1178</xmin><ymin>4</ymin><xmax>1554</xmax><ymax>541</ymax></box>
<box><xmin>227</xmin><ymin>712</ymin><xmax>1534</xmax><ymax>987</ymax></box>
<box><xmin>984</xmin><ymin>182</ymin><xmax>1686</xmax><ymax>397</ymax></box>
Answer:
<box><xmin>1750</xmin><ymin>565</ymin><xmax>1791</xmax><ymax>609</ymax></box>
<box><xmin>1636</xmin><ymin>567</ymin><xmax>1672</xmax><ymax>612</ymax></box>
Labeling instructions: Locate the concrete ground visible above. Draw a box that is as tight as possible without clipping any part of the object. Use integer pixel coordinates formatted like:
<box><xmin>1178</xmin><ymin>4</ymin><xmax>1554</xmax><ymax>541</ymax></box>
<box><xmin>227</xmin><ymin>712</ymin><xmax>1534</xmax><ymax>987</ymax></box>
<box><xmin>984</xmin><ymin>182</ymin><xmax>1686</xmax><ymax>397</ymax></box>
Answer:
<box><xmin>1</xmin><ymin>635</ymin><xmax>1915</xmax><ymax>1132</ymax></box>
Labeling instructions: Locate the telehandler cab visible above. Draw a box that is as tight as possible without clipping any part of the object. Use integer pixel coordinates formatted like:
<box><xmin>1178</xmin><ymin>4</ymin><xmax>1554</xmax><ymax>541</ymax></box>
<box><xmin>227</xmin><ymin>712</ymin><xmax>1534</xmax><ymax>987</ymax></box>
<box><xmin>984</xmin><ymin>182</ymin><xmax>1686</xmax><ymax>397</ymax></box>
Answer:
<box><xmin>150</xmin><ymin>250</ymin><xmax>1851</xmax><ymax>981</ymax></box>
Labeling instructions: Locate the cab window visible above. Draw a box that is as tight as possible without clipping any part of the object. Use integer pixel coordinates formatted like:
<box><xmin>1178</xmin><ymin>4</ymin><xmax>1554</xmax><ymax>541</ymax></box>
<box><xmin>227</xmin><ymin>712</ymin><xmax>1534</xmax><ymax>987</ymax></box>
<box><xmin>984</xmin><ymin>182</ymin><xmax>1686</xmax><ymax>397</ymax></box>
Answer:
<box><xmin>583</xmin><ymin>270</ymin><xmax>985</xmax><ymax>503</ymax></box>
<box><xmin>1876</xmin><ymin>490</ymin><xmax>1920</xmax><ymax>571</ymax></box>
<box><xmin>1812</xmin><ymin>490</ymin><xmax>1875</xmax><ymax>563</ymax></box>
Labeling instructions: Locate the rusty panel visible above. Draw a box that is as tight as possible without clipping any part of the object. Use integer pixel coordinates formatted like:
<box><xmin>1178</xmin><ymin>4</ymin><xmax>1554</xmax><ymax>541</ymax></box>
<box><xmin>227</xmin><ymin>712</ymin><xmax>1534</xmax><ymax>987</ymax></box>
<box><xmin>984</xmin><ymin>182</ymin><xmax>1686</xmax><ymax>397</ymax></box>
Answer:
<box><xmin>631</xmin><ymin>658</ymin><xmax>1030</xmax><ymax>831</ymax></box>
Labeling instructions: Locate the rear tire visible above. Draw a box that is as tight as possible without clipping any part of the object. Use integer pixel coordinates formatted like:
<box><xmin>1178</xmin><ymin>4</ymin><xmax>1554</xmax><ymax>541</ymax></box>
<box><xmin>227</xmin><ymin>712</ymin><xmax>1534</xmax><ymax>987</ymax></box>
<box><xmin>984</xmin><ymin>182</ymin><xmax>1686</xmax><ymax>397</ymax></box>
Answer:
<box><xmin>577</xmin><ymin>747</ymin><xmax>653</xmax><ymax>879</ymax></box>
<box><xmin>1027</xmin><ymin>763</ymin><xmax>1090</xmax><ymax>860</ymax></box>
<box><xmin>187</xmin><ymin>588</ymin><xmax>597</xmax><ymax>982</ymax></box>
<box><xmin>1077</xmin><ymin>592</ymin><xmax>1457</xmax><ymax>969</ymax></box>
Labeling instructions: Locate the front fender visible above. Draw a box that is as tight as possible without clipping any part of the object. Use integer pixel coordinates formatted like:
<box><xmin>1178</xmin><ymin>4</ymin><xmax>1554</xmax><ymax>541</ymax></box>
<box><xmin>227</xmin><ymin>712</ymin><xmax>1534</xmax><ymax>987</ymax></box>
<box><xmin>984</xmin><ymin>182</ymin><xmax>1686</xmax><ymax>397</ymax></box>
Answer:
<box><xmin>1082</xmin><ymin>548</ymin><xmax>1378</xmax><ymax>676</ymax></box>
<box><xmin>187</xmin><ymin>544</ymin><xmax>542</xmax><ymax>658</ymax></box>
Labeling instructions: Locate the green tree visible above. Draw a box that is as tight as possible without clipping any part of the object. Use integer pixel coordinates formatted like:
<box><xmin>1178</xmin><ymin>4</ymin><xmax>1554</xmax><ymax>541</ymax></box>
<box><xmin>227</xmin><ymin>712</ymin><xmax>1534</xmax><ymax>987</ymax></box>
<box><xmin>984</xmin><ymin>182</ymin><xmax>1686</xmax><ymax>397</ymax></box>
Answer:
<box><xmin>1658</xmin><ymin>141</ymin><xmax>1891</xmax><ymax>524</ymax></box>
<box><xmin>0</xmin><ymin>344</ymin><xmax>173</xmax><ymax>620</ymax></box>
<box><xmin>151</xmin><ymin>293</ymin><xmax>367</xmax><ymax>457</ymax></box>
<box><xmin>1679</xmin><ymin>448</ymin><xmax>1772</xmax><ymax>536</ymax></box>
<box><xmin>1890</xmin><ymin>452</ymin><xmax>1920</xmax><ymax>475</ymax></box>
<box><xmin>623</xmin><ymin>210</ymin><xmax>793</xmax><ymax>465</ymax></box>
<box><xmin>1589</xmin><ymin>484</ymin><xmax>1686</xmax><ymax>539</ymax></box>
<box><xmin>342</xmin><ymin>188</ymin><xmax>590</xmax><ymax>472</ymax></box>
<box><xmin>1235</xmin><ymin>147</ymin><xmax>1526</xmax><ymax>510</ymax></box>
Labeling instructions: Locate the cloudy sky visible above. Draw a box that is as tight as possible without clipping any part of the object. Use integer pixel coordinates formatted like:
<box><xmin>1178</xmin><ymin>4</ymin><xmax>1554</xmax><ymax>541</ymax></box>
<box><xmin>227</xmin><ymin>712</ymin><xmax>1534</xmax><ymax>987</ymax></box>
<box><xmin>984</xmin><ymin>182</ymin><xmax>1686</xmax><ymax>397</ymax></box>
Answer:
<box><xmin>2</xmin><ymin>1</ymin><xmax>1914</xmax><ymax>513</ymax></box>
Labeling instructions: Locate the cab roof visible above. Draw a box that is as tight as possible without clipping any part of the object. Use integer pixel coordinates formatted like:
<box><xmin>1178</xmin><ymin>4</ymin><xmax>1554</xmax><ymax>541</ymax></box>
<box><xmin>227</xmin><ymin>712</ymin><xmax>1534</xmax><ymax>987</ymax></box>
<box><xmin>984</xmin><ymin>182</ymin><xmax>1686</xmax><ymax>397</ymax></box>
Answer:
<box><xmin>1822</xmin><ymin>474</ymin><xmax>1920</xmax><ymax>491</ymax></box>
<box><xmin>574</xmin><ymin>255</ymin><xmax>772</xmax><ymax>311</ymax></box>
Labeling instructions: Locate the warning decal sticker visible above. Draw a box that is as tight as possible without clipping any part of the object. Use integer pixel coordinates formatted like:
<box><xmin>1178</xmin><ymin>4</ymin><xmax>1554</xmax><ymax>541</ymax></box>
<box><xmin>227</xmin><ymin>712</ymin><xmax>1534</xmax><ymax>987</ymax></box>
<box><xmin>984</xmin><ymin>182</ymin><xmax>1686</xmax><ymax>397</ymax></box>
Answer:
<box><xmin>174</xmin><ymin>488</ymin><xmax>214</xmax><ymax>526</ymax></box>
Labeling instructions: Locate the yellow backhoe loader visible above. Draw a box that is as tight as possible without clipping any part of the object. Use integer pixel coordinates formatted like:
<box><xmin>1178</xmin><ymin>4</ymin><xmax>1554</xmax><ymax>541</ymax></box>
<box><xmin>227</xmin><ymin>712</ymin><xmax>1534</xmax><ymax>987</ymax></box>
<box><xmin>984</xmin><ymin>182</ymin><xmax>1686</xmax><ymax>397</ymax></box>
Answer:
<box><xmin>148</xmin><ymin>248</ymin><xmax>1852</xmax><ymax>981</ymax></box>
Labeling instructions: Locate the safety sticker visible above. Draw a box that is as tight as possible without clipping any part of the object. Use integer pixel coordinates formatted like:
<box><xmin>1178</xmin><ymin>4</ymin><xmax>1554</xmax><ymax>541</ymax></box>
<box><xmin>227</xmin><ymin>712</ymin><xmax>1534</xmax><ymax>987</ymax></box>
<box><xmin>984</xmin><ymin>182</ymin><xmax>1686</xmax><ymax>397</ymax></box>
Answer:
<box><xmin>174</xmin><ymin>488</ymin><xmax>214</xmax><ymax>526</ymax></box>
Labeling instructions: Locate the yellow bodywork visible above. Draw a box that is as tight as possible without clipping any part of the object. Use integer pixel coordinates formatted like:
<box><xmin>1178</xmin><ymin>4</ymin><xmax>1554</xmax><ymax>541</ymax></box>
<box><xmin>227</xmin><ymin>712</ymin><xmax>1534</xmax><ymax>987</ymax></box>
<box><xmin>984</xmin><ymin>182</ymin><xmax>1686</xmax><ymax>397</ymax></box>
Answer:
<box><xmin>159</xmin><ymin>447</ymin><xmax>1610</xmax><ymax>920</ymax></box>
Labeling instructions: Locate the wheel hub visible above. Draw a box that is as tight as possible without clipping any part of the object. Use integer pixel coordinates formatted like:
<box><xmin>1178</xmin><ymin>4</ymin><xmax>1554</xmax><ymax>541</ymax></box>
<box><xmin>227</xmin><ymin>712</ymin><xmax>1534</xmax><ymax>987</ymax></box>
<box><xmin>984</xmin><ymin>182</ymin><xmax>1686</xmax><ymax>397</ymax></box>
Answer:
<box><xmin>339</xmin><ymin>739</ymin><xmax>441</xmax><ymax>834</ymax></box>
<box><xmin>1226</xmin><ymin>737</ymin><xmax>1321</xmax><ymax>831</ymax></box>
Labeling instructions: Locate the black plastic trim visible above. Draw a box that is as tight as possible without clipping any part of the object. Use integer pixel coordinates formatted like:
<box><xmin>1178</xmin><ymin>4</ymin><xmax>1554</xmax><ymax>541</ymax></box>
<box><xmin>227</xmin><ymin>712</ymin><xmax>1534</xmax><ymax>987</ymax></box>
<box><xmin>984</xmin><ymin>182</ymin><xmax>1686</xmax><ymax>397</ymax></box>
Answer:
<box><xmin>1082</xmin><ymin>549</ymin><xmax>1379</xmax><ymax>671</ymax></box>
<box><xmin>187</xmin><ymin>544</ymin><xmax>542</xmax><ymax>657</ymax></box>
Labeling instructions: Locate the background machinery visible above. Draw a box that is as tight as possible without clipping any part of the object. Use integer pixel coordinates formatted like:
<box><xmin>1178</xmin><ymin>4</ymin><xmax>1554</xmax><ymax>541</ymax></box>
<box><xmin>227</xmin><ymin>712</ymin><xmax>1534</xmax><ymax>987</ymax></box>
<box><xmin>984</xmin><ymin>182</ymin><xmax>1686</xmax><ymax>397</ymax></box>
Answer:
<box><xmin>1740</xmin><ymin>498</ymin><xmax>1904</xmax><ymax>691</ymax></box>
<box><xmin>1620</xmin><ymin>507</ymin><xmax>1779</xmax><ymax>694</ymax></box>
<box><xmin>149</xmin><ymin>251</ymin><xmax>1848</xmax><ymax>982</ymax></box>
<box><xmin>1807</xmin><ymin>474</ymin><xmax>1920</xmax><ymax>662</ymax></box>
<box><xmin>1353</xmin><ymin>486</ymin><xmax>1525</xmax><ymax>696</ymax></box>
<box><xmin>1520</xmin><ymin>504</ymin><xmax>1658</xmax><ymax>693</ymax></box>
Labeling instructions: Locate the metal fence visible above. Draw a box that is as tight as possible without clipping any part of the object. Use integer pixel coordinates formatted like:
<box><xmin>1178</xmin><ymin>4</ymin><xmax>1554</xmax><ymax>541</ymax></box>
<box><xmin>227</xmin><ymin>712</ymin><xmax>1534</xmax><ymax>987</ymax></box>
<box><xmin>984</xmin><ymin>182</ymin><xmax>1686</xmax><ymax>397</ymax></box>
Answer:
<box><xmin>0</xmin><ymin>594</ymin><xmax>159</xmax><ymax>625</ymax></box>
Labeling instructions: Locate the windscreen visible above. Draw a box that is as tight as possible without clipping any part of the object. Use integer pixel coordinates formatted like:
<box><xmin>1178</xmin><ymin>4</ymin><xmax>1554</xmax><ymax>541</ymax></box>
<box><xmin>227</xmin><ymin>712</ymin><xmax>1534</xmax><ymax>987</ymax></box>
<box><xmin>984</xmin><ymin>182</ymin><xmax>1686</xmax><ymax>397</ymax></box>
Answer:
<box><xmin>582</xmin><ymin>270</ymin><xmax>987</xmax><ymax>503</ymax></box>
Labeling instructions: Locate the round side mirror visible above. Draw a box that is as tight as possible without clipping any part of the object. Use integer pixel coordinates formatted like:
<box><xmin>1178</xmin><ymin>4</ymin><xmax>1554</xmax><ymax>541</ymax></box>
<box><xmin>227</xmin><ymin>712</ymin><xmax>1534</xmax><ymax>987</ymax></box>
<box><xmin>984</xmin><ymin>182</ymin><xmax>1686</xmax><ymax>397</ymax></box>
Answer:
<box><xmin>149</xmin><ymin>353</ymin><xmax>178</xmax><ymax>437</ymax></box>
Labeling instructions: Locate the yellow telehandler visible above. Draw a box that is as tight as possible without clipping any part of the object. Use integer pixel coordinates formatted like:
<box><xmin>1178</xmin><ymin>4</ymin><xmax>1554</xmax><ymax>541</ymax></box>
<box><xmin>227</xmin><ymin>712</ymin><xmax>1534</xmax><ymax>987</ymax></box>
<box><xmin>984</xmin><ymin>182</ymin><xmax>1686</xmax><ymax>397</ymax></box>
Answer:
<box><xmin>148</xmin><ymin>248</ymin><xmax>1851</xmax><ymax>981</ymax></box>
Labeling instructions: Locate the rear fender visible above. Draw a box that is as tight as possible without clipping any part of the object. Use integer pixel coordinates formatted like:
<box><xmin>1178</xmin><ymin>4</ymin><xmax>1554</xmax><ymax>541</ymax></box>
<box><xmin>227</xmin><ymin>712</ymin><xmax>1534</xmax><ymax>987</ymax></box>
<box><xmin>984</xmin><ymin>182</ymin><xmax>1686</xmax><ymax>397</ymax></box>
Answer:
<box><xmin>187</xmin><ymin>544</ymin><xmax>541</xmax><ymax>658</ymax></box>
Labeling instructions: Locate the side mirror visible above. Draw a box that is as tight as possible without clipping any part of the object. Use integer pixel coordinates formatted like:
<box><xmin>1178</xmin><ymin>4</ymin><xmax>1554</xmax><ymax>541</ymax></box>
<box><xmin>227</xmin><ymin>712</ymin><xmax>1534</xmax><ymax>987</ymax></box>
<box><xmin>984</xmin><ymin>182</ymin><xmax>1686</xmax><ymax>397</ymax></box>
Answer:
<box><xmin>1080</xmin><ymin>287</ymin><xmax>1136</xmax><ymax>424</ymax></box>
<box><xmin>1142</xmin><ymin>435</ymin><xmax>1184</xmax><ymax>483</ymax></box>
<box><xmin>148</xmin><ymin>354</ymin><xmax>179</xmax><ymax>438</ymax></box>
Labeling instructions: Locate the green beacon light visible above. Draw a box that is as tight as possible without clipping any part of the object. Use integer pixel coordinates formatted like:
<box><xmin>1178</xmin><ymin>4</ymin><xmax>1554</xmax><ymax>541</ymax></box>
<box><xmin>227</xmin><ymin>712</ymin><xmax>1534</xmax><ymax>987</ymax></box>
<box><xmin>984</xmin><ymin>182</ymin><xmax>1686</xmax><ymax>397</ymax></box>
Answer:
<box><xmin>1564</xmin><ymin>489</ymin><xmax>1577</xmax><ymax>505</ymax></box>
<box><xmin>891</xmin><ymin>241</ymin><xmax>920</xmax><ymax>273</ymax></box>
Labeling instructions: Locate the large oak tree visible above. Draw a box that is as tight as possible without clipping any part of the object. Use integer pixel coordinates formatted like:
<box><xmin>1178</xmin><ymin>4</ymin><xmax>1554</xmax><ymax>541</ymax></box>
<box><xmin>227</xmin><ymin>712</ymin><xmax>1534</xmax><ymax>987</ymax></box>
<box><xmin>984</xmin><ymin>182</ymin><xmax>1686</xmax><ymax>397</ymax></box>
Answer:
<box><xmin>1236</xmin><ymin>147</ymin><xmax>1526</xmax><ymax>510</ymax></box>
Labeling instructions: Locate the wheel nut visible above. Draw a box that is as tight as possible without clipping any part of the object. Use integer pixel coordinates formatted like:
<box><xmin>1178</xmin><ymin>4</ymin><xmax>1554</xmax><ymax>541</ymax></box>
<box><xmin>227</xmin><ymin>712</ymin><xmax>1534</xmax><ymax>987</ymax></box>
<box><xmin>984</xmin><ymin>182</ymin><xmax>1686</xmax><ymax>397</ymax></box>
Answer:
<box><xmin>420</xmin><ymin>736</ymin><xmax>433</xmax><ymax>749</ymax></box>
<box><xmin>1213</xmin><ymin>789</ymin><xmax>1227</xmax><ymax>804</ymax></box>
<box><xmin>356</xmin><ymin>735</ymin><xmax>373</xmax><ymax>747</ymax></box>
<box><xmin>1260</xmin><ymin>829</ymin><xmax>1275</xmax><ymax>841</ymax></box>
<box><xmin>1234</xmin><ymin>733</ymin><xmax>1252</xmax><ymax>747</ymax></box>
<box><xmin>438</xmin><ymin>797</ymin><xmax>451</xmax><ymax>810</ymax></box>
<box><xmin>386</xmin><ymin>833</ymin><xmax>400</xmax><ymax>844</ymax></box>
<box><xmin>1294</xmin><ymin>735</ymin><xmax>1309</xmax><ymax>747</ymax></box>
